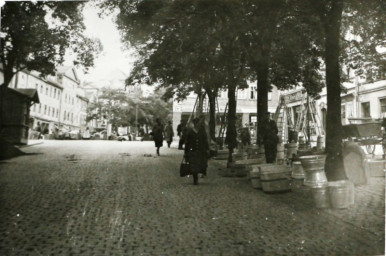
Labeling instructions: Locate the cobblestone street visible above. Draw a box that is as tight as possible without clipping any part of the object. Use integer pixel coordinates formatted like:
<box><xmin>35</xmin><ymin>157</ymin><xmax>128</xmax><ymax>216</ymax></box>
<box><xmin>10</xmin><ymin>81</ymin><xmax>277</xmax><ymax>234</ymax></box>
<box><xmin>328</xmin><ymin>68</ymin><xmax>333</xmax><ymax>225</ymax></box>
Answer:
<box><xmin>0</xmin><ymin>141</ymin><xmax>384</xmax><ymax>255</ymax></box>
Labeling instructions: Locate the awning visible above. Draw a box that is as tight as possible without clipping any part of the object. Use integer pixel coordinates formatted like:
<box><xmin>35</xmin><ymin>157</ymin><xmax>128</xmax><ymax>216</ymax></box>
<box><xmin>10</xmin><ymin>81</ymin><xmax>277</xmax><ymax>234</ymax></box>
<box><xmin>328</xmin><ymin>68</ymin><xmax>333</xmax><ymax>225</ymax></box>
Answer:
<box><xmin>8</xmin><ymin>88</ymin><xmax>40</xmax><ymax>103</ymax></box>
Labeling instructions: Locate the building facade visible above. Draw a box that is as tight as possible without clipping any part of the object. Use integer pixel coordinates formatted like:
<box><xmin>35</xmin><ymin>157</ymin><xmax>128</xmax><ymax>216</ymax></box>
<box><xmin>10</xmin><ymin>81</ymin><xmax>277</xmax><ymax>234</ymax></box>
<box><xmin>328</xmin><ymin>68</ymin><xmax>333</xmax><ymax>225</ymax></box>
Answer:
<box><xmin>281</xmin><ymin>78</ymin><xmax>386</xmax><ymax>145</ymax></box>
<box><xmin>4</xmin><ymin>66</ymin><xmax>88</xmax><ymax>135</ymax></box>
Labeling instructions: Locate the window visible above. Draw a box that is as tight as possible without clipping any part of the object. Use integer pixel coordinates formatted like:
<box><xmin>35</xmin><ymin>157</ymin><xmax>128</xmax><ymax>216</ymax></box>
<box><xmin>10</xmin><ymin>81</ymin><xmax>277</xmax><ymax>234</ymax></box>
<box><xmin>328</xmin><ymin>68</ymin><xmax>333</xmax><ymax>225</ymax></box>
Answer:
<box><xmin>38</xmin><ymin>104</ymin><xmax>41</xmax><ymax>113</ymax></box>
<box><xmin>341</xmin><ymin>104</ymin><xmax>346</xmax><ymax>124</ymax></box>
<box><xmin>380</xmin><ymin>98</ymin><xmax>386</xmax><ymax>115</ymax></box>
<box><xmin>361</xmin><ymin>102</ymin><xmax>371</xmax><ymax>118</ymax></box>
<box><xmin>48</xmin><ymin>107</ymin><xmax>51</xmax><ymax>116</ymax></box>
<box><xmin>40</xmin><ymin>85</ymin><xmax>43</xmax><ymax>93</ymax></box>
<box><xmin>58</xmin><ymin>91</ymin><xmax>61</xmax><ymax>99</ymax></box>
<box><xmin>64</xmin><ymin>111</ymin><xmax>66</xmax><ymax>121</ymax></box>
<box><xmin>54</xmin><ymin>88</ymin><xmax>56</xmax><ymax>98</ymax></box>
<box><xmin>46</xmin><ymin>87</ymin><xmax>48</xmax><ymax>95</ymax></box>
<box><xmin>57</xmin><ymin>109</ymin><xmax>59</xmax><ymax>118</ymax></box>
<box><xmin>35</xmin><ymin>83</ymin><xmax>38</xmax><ymax>89</ymax></box>
<box><xmin>250</xmin><ymin>86</ymin><xmax>257</xmax><ymax>99</ymax></box>
<box><xmin>44</xmin><ymin>105</ymin><xmax>47</xmax><ymax>115</ymax></box>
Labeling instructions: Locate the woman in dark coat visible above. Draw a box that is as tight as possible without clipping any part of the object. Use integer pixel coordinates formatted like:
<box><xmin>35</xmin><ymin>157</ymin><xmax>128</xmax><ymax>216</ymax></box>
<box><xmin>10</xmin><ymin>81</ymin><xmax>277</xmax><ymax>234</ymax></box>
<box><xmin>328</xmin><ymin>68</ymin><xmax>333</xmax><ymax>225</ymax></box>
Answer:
<box><xmin>152</xmin><ymin>118</ymin><xmax>164</xmax><ymax>156</ymax></box>
<box><xmin>184</xmin><ymin>117</ymin><xmax>209</xmax><ymax>185</ymax></box>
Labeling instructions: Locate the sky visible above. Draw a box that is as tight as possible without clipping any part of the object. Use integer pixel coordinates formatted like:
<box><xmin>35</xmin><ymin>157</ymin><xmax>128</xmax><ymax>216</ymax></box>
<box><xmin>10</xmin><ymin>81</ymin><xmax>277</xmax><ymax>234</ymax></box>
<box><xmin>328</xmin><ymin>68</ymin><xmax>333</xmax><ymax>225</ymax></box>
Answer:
<box><xmin>65</xmin><ymin>3</ymin><xmax>137</xmax><ymax>83</ymax></box>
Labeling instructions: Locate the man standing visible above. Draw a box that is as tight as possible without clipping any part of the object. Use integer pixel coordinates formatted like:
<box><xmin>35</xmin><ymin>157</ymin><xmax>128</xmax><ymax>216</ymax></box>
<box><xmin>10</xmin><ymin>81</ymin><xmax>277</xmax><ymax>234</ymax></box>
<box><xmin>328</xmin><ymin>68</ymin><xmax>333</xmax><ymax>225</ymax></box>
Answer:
<box><xmin>263</xmin><ymin>112</ymin><xmax>279</xmax><ymax>163</ymax></box>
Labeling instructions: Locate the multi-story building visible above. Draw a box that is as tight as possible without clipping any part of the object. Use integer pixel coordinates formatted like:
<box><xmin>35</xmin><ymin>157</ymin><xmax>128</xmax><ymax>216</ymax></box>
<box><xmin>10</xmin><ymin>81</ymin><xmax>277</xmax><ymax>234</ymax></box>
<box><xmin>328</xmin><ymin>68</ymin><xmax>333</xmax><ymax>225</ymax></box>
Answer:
<box><xmin>280</xmin><ymin>77</ymin><xmax>386</xmax><ymax>145</ymax></box>
<box><xmin>3</xmin><ymin>66</ymin><xmax>88</xmax><ymax>135</ymax></box>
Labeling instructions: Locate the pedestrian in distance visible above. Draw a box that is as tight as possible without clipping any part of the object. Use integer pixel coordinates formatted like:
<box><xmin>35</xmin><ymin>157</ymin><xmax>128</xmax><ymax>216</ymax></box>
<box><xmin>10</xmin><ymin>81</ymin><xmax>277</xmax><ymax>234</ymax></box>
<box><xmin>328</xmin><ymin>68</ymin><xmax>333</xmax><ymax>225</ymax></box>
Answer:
<box><xmin>240</xmin><ymin>123</ymin><xmax>251</xmax><ymax>150</ymax></box>
<box><xmin>177</xmin><ymin>120</ymin><xmax>184</xmax><ymax>150</ymax></box>
<box><xmin>184</xmin><ymin>116</ymin><xmax>209</xmax><ymax>185</ymax></box>
<box><xmin>83</xmin><ymin>127</ymin><xmax>91</xmax><ymax>140</ymax></box>
<box><xmin>164</xmin><ymin>120</ymin><xmax>174</xmax><ymax>148</ymax></box>
<box><xmin>151</xmin><ymin>118</ymin><xmax>164</xmax><ymax>156</ymax></box>
<box><xmin>263</xmin><ymin>112</ymin><xmax>279</xmax><ymax>163</ymax></box>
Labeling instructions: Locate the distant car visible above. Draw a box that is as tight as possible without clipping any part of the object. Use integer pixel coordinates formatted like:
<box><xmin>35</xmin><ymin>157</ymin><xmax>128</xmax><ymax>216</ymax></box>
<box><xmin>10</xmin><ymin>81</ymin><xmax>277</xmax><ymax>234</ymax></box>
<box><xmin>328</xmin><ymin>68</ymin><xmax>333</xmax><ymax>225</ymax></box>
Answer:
<box><xmin>91</xmin><ymin>130</ymin><xmax>107</xmax><ymax>140</ymax></box>
<box><xmin>117</xmin><ymin>134</ymin><xmax>132</xmax><ymax>141</ymax></box>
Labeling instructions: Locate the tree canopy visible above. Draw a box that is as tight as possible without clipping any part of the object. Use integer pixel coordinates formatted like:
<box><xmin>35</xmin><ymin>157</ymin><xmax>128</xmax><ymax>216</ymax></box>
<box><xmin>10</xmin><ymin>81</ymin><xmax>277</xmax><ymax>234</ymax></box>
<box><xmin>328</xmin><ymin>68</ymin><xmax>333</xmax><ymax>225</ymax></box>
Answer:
<box><xmin>0</xmin><ymin>1</ymin><xmax>102</xmax><ymax>87</ymax></box>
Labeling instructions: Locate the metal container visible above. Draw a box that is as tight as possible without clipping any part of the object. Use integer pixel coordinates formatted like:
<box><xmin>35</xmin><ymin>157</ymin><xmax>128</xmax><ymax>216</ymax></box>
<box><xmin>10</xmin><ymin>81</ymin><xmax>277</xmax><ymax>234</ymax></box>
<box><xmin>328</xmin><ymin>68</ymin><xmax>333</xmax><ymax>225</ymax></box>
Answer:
<box><xmin>285</xmin><ymin>143</ymin><xmax>297</xmax><ymax>159</ymax></box>
<box><xmin>312</xmin><ymin>186</ymin><xmax>330</xmax><ymax>208</ymax></box>
<box><xmin>291</xmin><ymin>161</ymin><xmax>305</xmax><ymax>179</ymax></box>
<box><xmin>299</xmin><ymin>155</ymin><xmax>327</xmax><ymax>188</ymax></box>
<box><xmin>328</xmin><ymin>180</ymin><xmax>354</xmax><ymax>209</ymax></box>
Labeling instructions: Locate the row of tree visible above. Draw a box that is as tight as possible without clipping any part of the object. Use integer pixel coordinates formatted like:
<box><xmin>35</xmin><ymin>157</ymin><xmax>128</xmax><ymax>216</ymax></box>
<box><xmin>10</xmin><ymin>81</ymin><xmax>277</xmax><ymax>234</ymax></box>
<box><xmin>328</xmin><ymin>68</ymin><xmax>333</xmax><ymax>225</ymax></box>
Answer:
<box><xmin>86</xmin><ymin>88</ymin><xmax>172</xmax><ymax>133</ymax></box>
<box><xmin>98</xmin><ymin>0</ymin><xmax>385</xmax><ymax>179</ymax></box>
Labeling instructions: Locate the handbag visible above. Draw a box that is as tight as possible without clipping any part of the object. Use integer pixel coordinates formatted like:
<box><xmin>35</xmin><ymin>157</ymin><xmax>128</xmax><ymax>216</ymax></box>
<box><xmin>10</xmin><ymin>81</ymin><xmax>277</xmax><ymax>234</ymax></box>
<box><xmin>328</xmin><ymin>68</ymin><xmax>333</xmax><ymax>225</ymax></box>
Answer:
<box><xmin>180</xmin><ymin>155</ymin><xmax>191</xmax><ymax>177</ymax></box>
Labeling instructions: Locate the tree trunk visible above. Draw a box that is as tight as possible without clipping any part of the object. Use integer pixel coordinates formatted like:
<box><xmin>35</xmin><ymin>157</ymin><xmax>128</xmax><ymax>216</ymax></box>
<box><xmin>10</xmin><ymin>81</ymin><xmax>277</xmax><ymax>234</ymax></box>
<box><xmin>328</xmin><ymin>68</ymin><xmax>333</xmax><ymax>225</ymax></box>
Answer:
<box><xmin>207</xmin><ymin>90</ymin><xmax>216</xmax><ymax>141</ymax></box>
<box><xmin>226</xmin><ymin>85</ymin><xmax>237</xmax><ymax>163</ymax></box>
<box><xmin>324</xmin><ymin>0</ymin><xmax>347</xmax><ymax>181</ymax></box>
<box><xmin>256</xmin><ymin>61</ymin><xmax>269</xmax><ymax>146</ymax></box>
<box><xmin>0</xmin><ymin>66</ymin><xmax>15</xmax><ymax>131</ymax></box>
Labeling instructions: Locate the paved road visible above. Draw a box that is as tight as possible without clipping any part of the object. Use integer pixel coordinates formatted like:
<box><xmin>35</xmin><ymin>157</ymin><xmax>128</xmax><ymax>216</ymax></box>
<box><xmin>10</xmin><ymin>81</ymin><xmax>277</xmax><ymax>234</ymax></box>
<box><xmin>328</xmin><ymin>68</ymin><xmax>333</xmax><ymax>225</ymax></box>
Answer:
<box><xmin>0</xmin><ymin>140</ymin><xmax>384</xmax><ymax>255</ymax></box>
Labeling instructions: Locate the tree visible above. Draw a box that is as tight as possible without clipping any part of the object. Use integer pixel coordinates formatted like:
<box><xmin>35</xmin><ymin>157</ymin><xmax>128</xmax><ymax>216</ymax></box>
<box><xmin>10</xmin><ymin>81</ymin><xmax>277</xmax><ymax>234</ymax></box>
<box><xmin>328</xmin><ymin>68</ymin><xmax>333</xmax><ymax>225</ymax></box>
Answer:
<box><xmin>303</xmin><ymin>0</ymin><xmax>385</xmax><ymax>180</ymax></box>
<box><xmin>1</xmin><ymin>1</ymin><xmax>101</xmax><ymax>130</ymax></box>
<box><xmin>87</xmin><ymin>87</ymin><xmax>172</xmax><ymax>132</ymax></box>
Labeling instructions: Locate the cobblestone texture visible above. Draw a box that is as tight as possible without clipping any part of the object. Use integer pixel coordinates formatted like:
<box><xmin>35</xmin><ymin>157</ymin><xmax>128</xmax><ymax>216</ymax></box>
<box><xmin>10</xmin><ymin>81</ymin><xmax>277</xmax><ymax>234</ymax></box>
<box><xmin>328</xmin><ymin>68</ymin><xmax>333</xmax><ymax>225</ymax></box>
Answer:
<box><xmin>0</xmin><ymin>140</ymin><xmax>384</xmax><ymax>255</ymax></box>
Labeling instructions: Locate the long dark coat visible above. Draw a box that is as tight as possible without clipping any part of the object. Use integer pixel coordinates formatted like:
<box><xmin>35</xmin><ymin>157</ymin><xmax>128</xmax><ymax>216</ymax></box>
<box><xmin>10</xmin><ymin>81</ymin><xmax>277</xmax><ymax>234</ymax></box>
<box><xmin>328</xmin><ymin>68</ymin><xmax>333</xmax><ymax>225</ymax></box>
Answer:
<box><xmin>152</xmin><ymin>123</ymin><xmax>164</xmax><ymax>147</ymax></box>
<box><xmin>184</xmin><ymin>126</ymin><xmax>209</xmax><ymax>174</ymax></box>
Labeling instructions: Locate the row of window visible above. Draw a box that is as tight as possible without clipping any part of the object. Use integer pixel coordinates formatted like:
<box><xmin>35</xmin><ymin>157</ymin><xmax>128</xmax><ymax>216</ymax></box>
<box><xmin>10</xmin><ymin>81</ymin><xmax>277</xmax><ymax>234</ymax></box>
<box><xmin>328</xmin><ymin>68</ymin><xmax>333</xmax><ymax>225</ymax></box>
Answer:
<box><xmin>37</xmin><ymin>83</ymin><xmax>61</xmax><ymax>100</ymax></box>
<box><xmin>32</xmin><ymin>103</ymin><xmax>85</xmax><ymax>125</ymax></box>
<box><xmin>32</xmin><ymin>104</ymin><xmax>59</xmax><ymax>118</ymax></box>
<box><xmin>35</xmin><ymin>82</ymin><xmax>81</xmax><ymax>107</ymax></box>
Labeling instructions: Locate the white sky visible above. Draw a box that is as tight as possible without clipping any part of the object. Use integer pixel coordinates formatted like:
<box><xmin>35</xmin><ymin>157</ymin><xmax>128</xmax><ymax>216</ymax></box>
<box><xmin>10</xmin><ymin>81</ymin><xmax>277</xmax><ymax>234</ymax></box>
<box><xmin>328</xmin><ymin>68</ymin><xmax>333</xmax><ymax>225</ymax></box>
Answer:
<box><xmin>65</xmin><ymin>3</ymin><xmax>137</xmax><ymax>82</ymax></box>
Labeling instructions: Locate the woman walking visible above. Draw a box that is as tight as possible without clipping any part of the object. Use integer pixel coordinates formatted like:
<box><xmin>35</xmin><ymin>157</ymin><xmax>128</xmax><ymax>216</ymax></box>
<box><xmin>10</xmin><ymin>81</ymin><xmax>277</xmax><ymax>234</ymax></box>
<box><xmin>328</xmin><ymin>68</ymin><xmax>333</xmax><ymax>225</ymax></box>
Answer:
<box><xmin>164</xmin><ymin>121</ymin><xmax>174</xmax><ymax>148</ymax></box>
<box><xmin>184</xmin><ymin>117</ymin><xmax>209</xmax><ymax>185</ymax></box>
<box><xmin>151</xmin><ymin>118</ymin><xmax>164</xmax><ymax>156</ymax></box>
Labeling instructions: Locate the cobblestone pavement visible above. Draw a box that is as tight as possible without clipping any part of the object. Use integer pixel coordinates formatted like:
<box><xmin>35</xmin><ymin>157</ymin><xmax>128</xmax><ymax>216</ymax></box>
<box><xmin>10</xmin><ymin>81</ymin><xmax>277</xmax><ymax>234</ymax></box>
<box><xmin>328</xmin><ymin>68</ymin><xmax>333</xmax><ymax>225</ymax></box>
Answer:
<box><xmin>0</xmin><ymin>141</ymin><xmax>384</xmax><ymax>256</ymax></box>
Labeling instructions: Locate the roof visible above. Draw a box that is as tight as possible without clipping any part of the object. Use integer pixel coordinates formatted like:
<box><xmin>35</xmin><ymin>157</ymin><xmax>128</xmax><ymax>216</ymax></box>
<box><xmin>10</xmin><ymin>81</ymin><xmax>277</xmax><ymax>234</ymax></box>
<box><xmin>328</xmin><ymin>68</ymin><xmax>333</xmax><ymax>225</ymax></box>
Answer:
<box><xmin>76</xmin><ymin>94</ymin><xmax>89</xmax><ymax>102</ymax></box>
<box><xmin>56</xmin><ymin>66</ymin><xmax>80</xmax><ymax>84</ymax></box>
<box><xmin>8</xmin><ymin>88</ymin><xmax>40</xmax><ymax>103</ymax></box>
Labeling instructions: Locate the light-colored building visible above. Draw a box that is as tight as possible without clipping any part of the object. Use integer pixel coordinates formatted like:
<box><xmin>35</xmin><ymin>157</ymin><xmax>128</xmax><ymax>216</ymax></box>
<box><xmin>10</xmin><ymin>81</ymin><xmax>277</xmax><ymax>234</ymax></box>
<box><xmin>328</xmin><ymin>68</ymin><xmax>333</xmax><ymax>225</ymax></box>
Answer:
<box><xmin>281</xmin><ymin>77</ymin><xmax>386</xmax><ymax>144</ymax></box>
<box><xmin>3</xmin><ymin>66</ymin><xmax>89</xmax><ymax>135</ymax></box>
